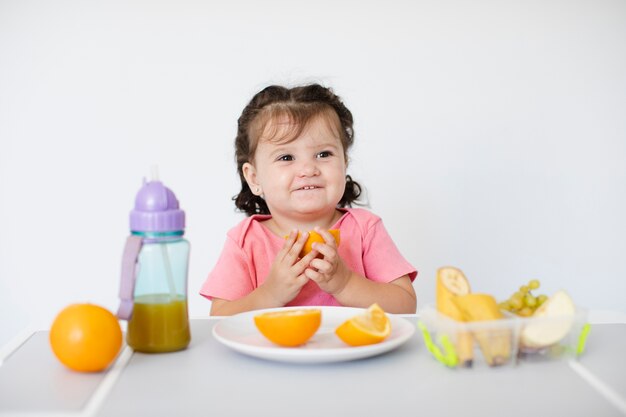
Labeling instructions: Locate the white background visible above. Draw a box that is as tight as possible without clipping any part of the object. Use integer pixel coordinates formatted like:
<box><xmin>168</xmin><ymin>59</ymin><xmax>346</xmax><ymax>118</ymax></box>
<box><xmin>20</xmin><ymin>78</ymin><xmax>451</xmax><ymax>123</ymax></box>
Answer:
<box><xmin>1</xmin><ymin>0</ymin><xmax>625</xmax><ymax>347</ymax></box>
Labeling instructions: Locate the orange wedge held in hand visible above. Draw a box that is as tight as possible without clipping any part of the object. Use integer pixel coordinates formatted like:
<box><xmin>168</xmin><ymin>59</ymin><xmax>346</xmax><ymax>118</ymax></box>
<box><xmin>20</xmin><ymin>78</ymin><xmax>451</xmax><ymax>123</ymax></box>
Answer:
<box><xmin>254</xmin><ymin>309</ymin><xmax>322</xmax><ymax>347</ymax></box>
<box><xmin>335</xmin><ymin>303</ymin><xmax>391</xmax><ymax>346</ymax></box>
<box><xmin>285</xmin><ymin>229</ymin><xmax>340</xmax><ymax>258</ymax></box>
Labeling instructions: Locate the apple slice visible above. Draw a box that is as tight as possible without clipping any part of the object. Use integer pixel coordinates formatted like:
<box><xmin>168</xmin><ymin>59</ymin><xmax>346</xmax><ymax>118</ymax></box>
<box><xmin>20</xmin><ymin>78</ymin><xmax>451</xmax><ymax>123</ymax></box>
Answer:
<box><xmin>520</xmin><ymin>290</ymin><xmax>576</xmax><ymax>349</ymax></box>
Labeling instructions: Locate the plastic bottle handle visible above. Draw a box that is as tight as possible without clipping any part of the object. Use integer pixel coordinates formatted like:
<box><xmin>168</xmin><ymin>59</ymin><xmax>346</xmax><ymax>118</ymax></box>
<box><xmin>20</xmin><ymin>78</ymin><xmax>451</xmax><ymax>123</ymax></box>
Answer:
<box><xmin>117</xmin><ymin>235</ymin><xmax>143</xmax><ymax>320</ymax></box>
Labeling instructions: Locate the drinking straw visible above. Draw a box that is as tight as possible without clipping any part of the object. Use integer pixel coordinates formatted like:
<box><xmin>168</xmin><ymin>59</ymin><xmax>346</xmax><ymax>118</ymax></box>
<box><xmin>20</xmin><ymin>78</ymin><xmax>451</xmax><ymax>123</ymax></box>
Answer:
<box><xmin>161</xmin><ymin>243</ymin><xmax>177</xmax><ymax>301</ymax></box>
<box><xmin>150</xmin><ymin>164</ymin><xmax>177</xmax><ymax>301</ymax></box>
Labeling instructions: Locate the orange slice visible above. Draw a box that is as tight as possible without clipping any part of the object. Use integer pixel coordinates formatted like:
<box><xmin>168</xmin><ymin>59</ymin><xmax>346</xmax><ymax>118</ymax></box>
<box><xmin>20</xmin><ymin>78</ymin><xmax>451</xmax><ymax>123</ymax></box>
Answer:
<box><xmin>335</xmin><ymin>303</ymin><xmax>391</xmax><ymax>346</ymax></box>
<box><xmin>254</xmin><ymin>309</ymin><xmax>322</xmax><ymax>347</ymax></box>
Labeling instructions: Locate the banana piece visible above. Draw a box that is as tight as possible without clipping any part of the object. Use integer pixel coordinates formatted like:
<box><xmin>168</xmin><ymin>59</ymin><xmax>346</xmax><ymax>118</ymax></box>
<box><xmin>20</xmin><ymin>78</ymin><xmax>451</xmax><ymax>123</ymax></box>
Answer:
<box><xmin>436</xmin><ymin>267</ymin><xmax>474</xmax><ymax>367</ymax></box>
<box><xmin>452</xmin><ymin>293</ymin><xmax>512</xmax><ymax>366</ymax></box>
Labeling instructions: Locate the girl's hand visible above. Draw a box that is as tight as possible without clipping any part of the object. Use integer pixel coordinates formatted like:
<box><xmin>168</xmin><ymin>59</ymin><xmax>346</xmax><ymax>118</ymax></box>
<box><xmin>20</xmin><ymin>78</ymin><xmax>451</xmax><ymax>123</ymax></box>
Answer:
<box><xmin>259</xmin><ymin>230</ymin><xmax>318</xmax><ymax>306</ymax></box>
<box><xmin>304</xmin><ymin>227</ymin><xmax>352</xmax><ymax>296</ymax></box>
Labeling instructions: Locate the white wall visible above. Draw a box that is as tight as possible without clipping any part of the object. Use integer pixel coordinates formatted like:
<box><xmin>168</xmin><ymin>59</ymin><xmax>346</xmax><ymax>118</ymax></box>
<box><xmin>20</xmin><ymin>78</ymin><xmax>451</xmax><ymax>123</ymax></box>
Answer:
<box><xmin>1</xmin><ymin>0</ymin><xmax>625</xmax><ymax>346</ymax></box>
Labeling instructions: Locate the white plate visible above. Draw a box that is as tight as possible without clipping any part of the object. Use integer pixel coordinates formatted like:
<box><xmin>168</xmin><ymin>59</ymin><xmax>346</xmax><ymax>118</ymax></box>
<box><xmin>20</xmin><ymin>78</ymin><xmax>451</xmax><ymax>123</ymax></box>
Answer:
<box><xmin>212</xmin><ymin>306</ymin><xmax>416</xmax><ymax>364</ymax></box>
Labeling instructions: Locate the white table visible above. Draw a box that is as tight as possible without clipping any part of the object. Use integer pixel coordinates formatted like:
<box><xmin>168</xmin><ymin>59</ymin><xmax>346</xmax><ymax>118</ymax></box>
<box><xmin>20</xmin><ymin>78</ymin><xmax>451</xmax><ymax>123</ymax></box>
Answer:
<box><xmin>1</xmin><ymin>316</ymin><xmax>625</xmax><ymax>417</ymax></box>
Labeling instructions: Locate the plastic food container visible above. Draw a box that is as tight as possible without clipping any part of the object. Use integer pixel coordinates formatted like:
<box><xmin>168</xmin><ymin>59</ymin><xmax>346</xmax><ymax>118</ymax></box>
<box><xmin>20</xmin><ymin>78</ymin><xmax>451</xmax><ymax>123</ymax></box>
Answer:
<box><xmin>418</xmin><ymin>305</ymin><xmax>590</xmax><ymax>369</ymax></box>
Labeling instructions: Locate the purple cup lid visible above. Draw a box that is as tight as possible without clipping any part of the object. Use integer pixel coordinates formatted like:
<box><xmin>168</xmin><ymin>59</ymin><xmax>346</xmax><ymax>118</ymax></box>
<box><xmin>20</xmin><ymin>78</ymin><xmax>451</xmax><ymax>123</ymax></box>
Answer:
<box><xmin>129</xmin><ymin>180</ymin><xmax>185</xmax><ymax>232</ymax></box>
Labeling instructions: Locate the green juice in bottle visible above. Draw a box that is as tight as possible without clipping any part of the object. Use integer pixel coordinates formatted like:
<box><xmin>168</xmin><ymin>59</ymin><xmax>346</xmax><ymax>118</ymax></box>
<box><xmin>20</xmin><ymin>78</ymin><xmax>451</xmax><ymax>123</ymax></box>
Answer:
<box><xmin>127</xmin><ymin>294</ymin><xmax>191</xmax><ymax>353</ymax></box>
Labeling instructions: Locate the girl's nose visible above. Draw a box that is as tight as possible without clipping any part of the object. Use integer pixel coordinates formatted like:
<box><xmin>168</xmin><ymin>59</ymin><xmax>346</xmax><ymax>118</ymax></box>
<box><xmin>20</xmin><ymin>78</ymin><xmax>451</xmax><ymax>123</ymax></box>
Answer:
<box><xmin>298</xmin><ymin>160</ymin><xmax>320</xmax><ymax>177</ymax></box>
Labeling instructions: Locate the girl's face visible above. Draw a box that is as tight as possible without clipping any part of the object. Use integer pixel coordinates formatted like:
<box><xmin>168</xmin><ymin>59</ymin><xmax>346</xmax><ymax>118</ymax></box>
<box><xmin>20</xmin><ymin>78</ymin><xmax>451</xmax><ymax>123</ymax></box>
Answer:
<box><xmin>243</xmin><ymin>114</ymin><xmax>347</xmax><ymax>223</ymax></box>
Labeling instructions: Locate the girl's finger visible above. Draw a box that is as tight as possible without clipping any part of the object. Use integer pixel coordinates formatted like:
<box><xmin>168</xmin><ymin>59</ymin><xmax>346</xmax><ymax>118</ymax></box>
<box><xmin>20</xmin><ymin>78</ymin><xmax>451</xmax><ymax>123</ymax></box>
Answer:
<box><xmin>315</xmin><ymin>227</ymin><xmax>338</xmax><ymax>248</ymax></box>
<box><xmin>309</xmin><ymin>258</ymin><xmax>330</xmax><ymax>274</ymax></box>
<box><xmin>286</xmin><ymin>231</ymin><xmax>309</xmax><ymax>261</ymax></box>
<box><xmin>311</xmin><ymin>241</ymin><xmax>336</xmax><ymax>260</ymax></box>
<box><xmin>296</xmin><ymin>272</ymin><xmax>310</xmax><ymax>286</ymax></box>
<box><xmin>278</xmin><ymin>229</ymin><xmax>299</xmax><ymax>260</ymax></box>
<box><xmin>284</xmin><ymin>229</ymin><xmax>298</xmax><ymax>244</ymax></box>
<box><xmin>304</xmin><ymin>268</ymin><xmax>321</xmax><ymax>283</ymax></box>
<box><xmin>293</xmin><ymin>248</ymin><xmax>318</xmax><ymax>274</ymax></box>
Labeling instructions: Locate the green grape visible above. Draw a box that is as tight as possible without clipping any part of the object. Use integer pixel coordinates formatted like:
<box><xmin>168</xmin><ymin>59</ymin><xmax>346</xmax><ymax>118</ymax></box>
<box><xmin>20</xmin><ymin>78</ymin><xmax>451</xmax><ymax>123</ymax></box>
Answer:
<box><xmin>537</xmin><ymin>294</ymin><xmax>548</xmax><ymax>306</ymax></box>
<box><xmin>528</xmin><ymin>279</ymin><xmax>540</xmax><ymax>290</ymax></box>
<box><xmin>509</xmin><ymin>295</ymin><xmax>523</xmax><ymax>310</ymax></box>
<box><xmin>504</xmin><ymin>279</ymin><xmax>548</xmax><ymax>315</ymax></box>
<box><xmin>524</xmin><ymin>294</ymin><xmax>537</xmax><ymax>308</ymax></box>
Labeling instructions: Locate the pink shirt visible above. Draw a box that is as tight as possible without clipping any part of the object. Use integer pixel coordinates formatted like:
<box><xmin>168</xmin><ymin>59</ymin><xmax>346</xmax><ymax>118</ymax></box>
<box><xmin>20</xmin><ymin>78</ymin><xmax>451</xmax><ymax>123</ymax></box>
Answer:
<box><xmin>199</xmin><ymin>208</ymin><xmax>417</xmax><ymax>306</ymax></box>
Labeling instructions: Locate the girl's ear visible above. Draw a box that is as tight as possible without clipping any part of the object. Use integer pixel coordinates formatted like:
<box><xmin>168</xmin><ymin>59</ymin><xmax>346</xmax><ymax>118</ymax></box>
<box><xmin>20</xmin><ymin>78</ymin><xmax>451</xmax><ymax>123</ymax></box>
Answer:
<box><xmin>242</xmin><ymin>162</ymin><xmax>262</xmax><ymax>196</ymax></box>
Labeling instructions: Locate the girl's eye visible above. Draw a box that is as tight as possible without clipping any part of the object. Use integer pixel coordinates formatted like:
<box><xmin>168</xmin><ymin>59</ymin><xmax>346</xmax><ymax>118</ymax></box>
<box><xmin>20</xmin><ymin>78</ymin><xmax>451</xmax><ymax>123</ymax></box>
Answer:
<box><xmin>277</xmin><ymin>154</ymin><xmax>294</xmax><ymax>161</ymax></box>
<box><xmin>316</xmin><ymin>151</ymin><xmax>333</xmax><ymax>158</ymax></box>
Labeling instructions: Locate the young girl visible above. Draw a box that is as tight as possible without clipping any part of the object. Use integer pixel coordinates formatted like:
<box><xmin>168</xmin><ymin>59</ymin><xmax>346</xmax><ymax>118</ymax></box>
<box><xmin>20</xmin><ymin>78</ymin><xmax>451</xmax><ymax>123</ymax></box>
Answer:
<box><xmin>200</xmin><ymin>84</ymin><xmax>417</xmax><ymax>315</ymax></box>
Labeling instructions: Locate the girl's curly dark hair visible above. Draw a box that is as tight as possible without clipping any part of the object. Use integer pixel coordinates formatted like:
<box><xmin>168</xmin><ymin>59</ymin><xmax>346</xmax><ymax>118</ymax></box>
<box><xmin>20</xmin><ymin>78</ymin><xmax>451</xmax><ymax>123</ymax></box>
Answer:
<box><xmin>233</xmin><ymin>84</ymin><xmax>363</xmax><ymax>216</ymax></box>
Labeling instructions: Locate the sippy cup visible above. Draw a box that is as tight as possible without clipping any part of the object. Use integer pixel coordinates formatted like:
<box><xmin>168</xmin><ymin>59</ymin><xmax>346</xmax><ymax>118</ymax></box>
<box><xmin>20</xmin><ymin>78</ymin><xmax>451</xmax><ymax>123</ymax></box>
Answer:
<box><xmin>117</xmin><ymin>174</ymin><xmax>191</xmax><ymax>353</ymax></box>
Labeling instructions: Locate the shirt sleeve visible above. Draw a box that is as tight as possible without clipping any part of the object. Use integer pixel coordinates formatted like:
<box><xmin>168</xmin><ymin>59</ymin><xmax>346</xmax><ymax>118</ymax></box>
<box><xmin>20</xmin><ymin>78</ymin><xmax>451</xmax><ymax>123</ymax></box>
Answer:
<box><xmin>362</xmin><ymin>219</ymin><xmax>417</xmax><ymax>283</ymax></box>
<box><xmin>199</xmin><ymin>235</ymin><xmax>255</xmax><ymax>301</ymax></box>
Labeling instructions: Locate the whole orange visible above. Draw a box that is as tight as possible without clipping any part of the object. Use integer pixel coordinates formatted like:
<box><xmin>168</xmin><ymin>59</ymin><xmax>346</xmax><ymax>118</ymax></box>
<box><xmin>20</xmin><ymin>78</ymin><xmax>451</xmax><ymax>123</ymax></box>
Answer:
<box><xmin>49</xmin><ymin>303</ymin><xmax>122</xmax><ymax>372</ymax></box>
